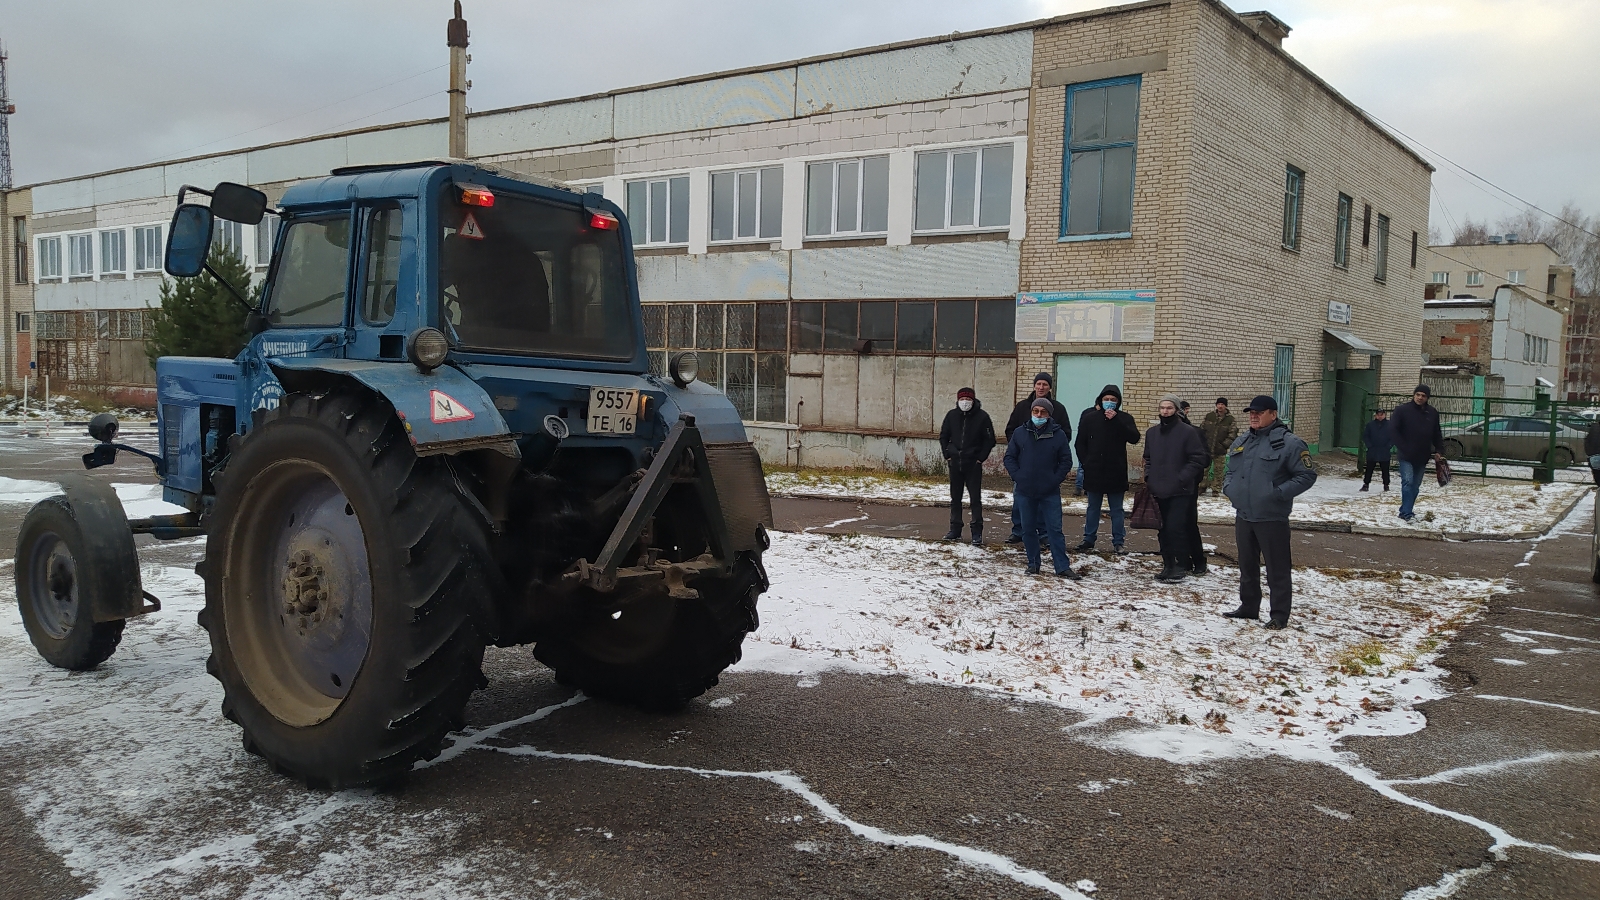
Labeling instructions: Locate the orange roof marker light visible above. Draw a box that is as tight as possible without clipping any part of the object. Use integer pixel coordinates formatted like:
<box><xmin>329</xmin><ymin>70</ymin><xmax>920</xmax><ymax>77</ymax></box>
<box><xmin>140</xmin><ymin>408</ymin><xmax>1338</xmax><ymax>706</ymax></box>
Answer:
<box><xmin>457</xmin><ymin>183</ymin><xmax>495</xmax><ymax>207</ymax></box>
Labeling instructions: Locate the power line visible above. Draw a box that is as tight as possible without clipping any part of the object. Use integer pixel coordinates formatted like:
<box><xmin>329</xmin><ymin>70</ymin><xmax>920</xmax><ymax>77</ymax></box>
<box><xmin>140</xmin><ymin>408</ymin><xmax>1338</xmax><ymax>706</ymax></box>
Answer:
<box><xmin>1368</xmin><ymin>110</ymin><xmax>1600</xmax><ymax>242</ymax></box>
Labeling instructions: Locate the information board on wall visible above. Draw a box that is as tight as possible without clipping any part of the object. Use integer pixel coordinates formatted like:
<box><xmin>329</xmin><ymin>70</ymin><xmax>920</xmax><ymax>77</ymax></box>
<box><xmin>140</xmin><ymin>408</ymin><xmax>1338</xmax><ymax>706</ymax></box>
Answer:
<box><xmin>1013</xmin><ymin>290</ymin><xmax>1156</xmax><ymax>343</ymax></box>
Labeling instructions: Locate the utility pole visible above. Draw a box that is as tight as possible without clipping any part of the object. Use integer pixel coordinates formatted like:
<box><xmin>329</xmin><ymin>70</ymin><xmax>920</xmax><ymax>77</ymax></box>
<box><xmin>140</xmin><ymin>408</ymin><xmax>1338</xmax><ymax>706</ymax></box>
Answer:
<box><xmin>447</xmin><ymin>2</ymin><xmax>470</xmax><ymax>159</ymax></box>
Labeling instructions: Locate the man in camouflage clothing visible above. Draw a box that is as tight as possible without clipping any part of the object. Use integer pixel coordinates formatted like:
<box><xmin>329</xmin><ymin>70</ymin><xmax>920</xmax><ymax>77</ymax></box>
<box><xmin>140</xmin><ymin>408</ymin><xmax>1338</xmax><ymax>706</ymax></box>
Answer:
<box><xmin>1199</xmin><ymin>398</ymin><xmax>1238</xmax><ymax>496</ymax></box>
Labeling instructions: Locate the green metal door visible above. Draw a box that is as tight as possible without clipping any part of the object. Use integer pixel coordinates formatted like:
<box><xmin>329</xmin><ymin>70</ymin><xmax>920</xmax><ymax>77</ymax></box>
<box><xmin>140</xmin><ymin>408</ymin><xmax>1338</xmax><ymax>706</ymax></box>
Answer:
<box><xmin>1054</xmin><ymin>354</ymin><xmax>1125</xmax><ymax>426</ymax></box>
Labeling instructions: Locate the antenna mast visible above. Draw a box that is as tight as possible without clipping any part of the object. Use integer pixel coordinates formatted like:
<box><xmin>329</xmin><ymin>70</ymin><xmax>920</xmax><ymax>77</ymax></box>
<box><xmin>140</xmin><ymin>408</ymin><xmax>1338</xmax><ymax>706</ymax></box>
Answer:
<box><xmin>0</xmin><ymin>39</ymin><xmax>14</xmax><ymax>189</ymax></box>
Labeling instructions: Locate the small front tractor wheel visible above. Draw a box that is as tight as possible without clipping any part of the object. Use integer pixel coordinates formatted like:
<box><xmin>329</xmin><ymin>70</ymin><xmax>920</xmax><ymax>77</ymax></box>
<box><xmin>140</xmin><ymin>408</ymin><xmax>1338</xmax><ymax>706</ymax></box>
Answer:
<box><xmin>14</xmin><ymin>496</ymin><xmax>126</xmax><ymax>670</ymax></box>
<box><xmin>534</xmin><ymin>556</ymin><xmax>762</xmax><ymax>710</ymax></box>
<box><xmin>200</xmin><ymin>388</ymin><xmax>498</xmax><ymax>789</ymax></box>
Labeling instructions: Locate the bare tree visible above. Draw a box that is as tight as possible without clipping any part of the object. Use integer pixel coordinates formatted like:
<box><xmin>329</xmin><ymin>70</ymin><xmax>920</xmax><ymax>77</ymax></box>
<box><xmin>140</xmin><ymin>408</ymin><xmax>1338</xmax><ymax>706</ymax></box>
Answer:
<box><xmin>1451</xmin><ymin>218</ymin><xmax>1491</xmax><ymax>245</ymax></box>
<box><xmin>1493</xmin><ymin>203</ymin><xmax>1600</xmax><ymax>297</ymax></box>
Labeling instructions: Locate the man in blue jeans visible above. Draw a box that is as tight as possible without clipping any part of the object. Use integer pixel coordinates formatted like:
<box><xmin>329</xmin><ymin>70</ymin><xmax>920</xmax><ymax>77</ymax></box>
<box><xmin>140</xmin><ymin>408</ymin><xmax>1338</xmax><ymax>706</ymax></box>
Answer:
<box><xmin>1388</xmin><ymin>384</ymin><xmax>1445</xmax><ymax>522</ymax></box>
<box><xmin>1003</xmin><ymin>373</ymin><xmax>1071</xmax><ymax>543</ymax></box>
<box><xmin>1072</xmin><ymin>384</ymin><xmax>1140</xmax><ymax>553</ymax></box>
<box><xmin>1004</xmin><ymin>397</ymin><xmax>1081</xmax><ymax>579</ymax></box>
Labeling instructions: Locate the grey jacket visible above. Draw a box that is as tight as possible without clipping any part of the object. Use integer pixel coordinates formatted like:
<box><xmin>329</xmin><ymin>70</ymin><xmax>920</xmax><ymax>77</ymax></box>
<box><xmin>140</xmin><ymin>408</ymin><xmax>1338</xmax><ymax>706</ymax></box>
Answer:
<box><xmin>1222</xmin><ymin>421</ymin><xmax>1317</xmax><ymax>522</ymax></box>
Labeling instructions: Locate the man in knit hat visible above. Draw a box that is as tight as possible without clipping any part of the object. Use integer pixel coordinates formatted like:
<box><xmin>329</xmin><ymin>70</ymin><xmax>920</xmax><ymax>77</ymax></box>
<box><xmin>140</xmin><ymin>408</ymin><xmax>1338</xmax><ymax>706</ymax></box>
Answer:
<box><xmin>939</xmin><ymin>387</ymin><xmax>997</xmax><ymax>544</ymax></box>
<box><xmin>1004</xmin><ymin>373</ymin><xmax>1071</xmax><ymax>544</ymax></box>
<box><xmin>1003</xmin><ymin>396</ymin><xmax>1080</xmax><ymax>579</ymax></box>
<box><xmin>1143</xmin><ymin>395</ymin><xmax>1209</xmax><ymax>583</ymax></box>
<box><xmin>1388</xmin><ymin>384</ymin><xmax>1445</xmax><ymax>522</ymax></box>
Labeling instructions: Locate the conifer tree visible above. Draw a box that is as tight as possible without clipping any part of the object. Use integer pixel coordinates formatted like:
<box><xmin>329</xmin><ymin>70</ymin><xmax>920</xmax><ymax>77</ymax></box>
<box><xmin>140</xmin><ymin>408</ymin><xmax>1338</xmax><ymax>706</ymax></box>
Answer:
<box><xmin>144</xmin><ymin>245</ymin><xmax>259</xmax><ymax>365</ymax></box>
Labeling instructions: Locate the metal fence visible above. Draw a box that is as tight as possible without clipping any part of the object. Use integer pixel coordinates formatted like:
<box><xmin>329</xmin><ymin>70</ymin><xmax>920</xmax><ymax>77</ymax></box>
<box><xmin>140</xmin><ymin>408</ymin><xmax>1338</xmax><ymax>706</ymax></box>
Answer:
<box><xmin>1360</xmin><ymin>392</ymin><xmax>1597</xmax><ymax>481</ymax></box>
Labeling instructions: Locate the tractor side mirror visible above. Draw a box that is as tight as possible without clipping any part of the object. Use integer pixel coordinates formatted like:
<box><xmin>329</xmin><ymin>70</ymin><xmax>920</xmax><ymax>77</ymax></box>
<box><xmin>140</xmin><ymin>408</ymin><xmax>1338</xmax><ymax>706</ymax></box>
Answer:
<box><xmin>87</xmin><ymin>413</ymin><xmax>120</xmax><ymax>443</ymax></box>
<box><xmin>211</xmin><ymin>182</ymin><xmax>268</xmax><ymax>225</ymax></box>
<box><xmin>165</xmin><ymin>204</ymin><xmax>214</xmax><ymax>278</ymax></box>
<box><xmin>246</xmin><ymin>309</ymin><xmax>269</xmax><ymax>335</ymax></box>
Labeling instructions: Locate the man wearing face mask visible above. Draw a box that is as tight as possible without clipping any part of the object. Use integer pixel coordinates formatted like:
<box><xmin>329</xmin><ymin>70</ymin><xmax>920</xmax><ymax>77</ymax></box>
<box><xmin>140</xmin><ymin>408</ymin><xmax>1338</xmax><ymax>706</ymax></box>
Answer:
<box><xmin>1004</xmin><ymin>373</ymin><xmax>1071</xmax><ymax>544</ymax></box>
<box><xmin>940</xmin><ymin>387</ymin><xmax>997</xmax><ymax>544</ymax></box>
<box><xmin>1072</xmin><ymin>384</ymin><xmax>1140</xmax><ymax>553</ymax></box>
<box><xmin>1143</xmin><ymin>395</ymin><xmax>1210</xmax><ymax>583</ymax></box>
<box><xmin>1003</xmin><ymin>397</ymin><xmax>1080</xmax><ymax>579</ymax></box>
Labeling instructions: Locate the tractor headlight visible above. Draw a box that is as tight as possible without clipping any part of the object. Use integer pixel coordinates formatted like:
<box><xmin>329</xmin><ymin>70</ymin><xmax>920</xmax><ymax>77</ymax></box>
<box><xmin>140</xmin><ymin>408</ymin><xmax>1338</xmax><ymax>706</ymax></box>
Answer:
<box><xmin>670</xmin><ymin>351</ymin><xmax>699</xmax><ymax>387</ymax></box>
<box><xmin>408</xmin><ymin>328</ymin><xmax>450</xmax><ymax>372</ymax></box>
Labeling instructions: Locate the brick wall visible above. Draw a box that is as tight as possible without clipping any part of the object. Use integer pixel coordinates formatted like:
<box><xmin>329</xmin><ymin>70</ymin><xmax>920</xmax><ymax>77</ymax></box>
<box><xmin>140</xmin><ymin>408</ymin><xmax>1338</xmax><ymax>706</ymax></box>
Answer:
<box><xmin>1422</xmin><ymin>316</ymin><xmax>1491</xmax><ymax>370</ymax></box>
<box><xmin>1018</xmin><ymin>0</ymin><xmax>1433</xmax><ymax>451</ymax></box>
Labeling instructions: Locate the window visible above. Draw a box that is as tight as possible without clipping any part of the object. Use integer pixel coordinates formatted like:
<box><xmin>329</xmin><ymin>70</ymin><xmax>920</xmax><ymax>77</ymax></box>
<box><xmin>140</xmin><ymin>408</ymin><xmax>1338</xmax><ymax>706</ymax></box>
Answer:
<box><xmin>710</xmin><ymin>167</ymin><xmax>782</xmax><ymax>242</ymax></box>
<box><xmin>15</xmin><ymin>313</ymin><xmax>29</xmax><ymax>333</ymax></box>
<box><xmin>1429</xmin><ymin>272</ymin><xmax>1449</xmax><ymax>285</ymax></box>
<box><xmin>914</xmin><ymin>144</ymin><xmax>1013</xmax><ymax>232</ymax></box>
<box><xmin>1508</xmin><ymin>269</ymin><xmax>1527</xmax><ymax>285</ymax></box>
<box><xmin>134</xmin><ymin>225</ymin><xmax>163</xmax><ymax>272</ymax></box>
<box><xmin>642</xmin><ymin>301</ymin><xmax>787</xmax><ymax>422</ymax></box>
<box><xmin>625</xmin><ymin>176</ymin><xmax>690</xmax><ymax>246</ymax></box>
<box><xmin>1373</xmin><ymin>214</ymin><xmax>1390</xmax><ymax>283</ymax></box>
<box><xmin>211</xmin><ymin>219</ymin><xmax>244</xmax><ymax>260</ymax></box>
<box><xmin>1062</xmin><ymin>77</ymin><xmax>1139</xmax><ymax>238</ymax></box>
<box><xmin>1272</xmin><ymin>344</ymin><xmax>1294</xmax><ymax>414</ymax></box>
<box><xmin>265</xmin><ymin>217</ymin><xmax>350</xmax><ymax>328</ymax></box>
<box><xmin>806</xmin><ymin>157</ymin><xmax>889</xmax><ymax>237</ymax></box>
<box><xmin>99</xmin><ymin>230</ymin><xmax>126</xmax><ymax>275</ymax></box>
<box><xmin>360</xmin><ymin>207</ymin><xmax>401</xmax><ymax>326</ymax></box>
<box><xmin>1410</xmin><ymin>231</ymin><xmax>1419</xmax><ymax>268</ymax></box>
<box><xmin>1281</xmin><ymin>166</ymin><xmax>1304</xmax><ymax>250</ymax></box>
<box><xmin>1522</xmin><ymin>334</ymin><xmax>1550</xmax><ymax>364</ymax></box>
<box><xmin>791</xmin><ymin>301</ymin><xmax>823</xmax><ymax>350</ymax></box>
<box><xmin>255</xmin><ymin>213</ymin><xmax>279</xmax><ymax>267</ymax></box>
<box><xmin>1361</xmin><ymin>203</ymin><xmax>1371</xmax><ymax>247</ymax></box>
<box><xmin>1334</xmin><ymin>194</ymin><xmax>1352</xmax><ymax>268</ymax></box>
<box><xmin>896</xmin><ymin>302</ymin><xmax>934</xmax><ymax>352</ymax></box>
<box><xmin>37</xmin><ymin>236</ymin><xmax>61</xmax><ymax>279</ymax></box>
<box><xmin>12</xmin><ymin>217</ymin><xmax>24</xmax><ymax>284</ymax></box>
<box><xmin>1466</xmin><ymin>270</ymin><xmax>1485</xmax><ymax>287</ymax></box>
<box><xmin>67</xmin><ymin>234</ymin><xmax>93</xmax><ymax>277</ymax></box>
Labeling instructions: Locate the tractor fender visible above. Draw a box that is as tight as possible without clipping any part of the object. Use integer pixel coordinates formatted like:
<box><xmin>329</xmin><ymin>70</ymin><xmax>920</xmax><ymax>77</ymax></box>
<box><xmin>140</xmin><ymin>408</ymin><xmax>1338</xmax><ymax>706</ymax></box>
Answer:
<box><xmin>270</xmin><ymin>358</ymin><xmax>519</xmax><ymax>458</ymax></box>
<box><xmin>56</xmin><ymin>475</ymin><xmax>146</xmax><ymax>623</ymax></box>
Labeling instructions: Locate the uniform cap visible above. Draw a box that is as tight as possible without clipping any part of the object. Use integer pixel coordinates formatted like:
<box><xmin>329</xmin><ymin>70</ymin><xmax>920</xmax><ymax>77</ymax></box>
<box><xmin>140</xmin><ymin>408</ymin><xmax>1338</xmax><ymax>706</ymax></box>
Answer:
<box><xmin>1245</xmin><ymin>394</ymin><xmax>1279</xmax><ymax>412</ymax></box>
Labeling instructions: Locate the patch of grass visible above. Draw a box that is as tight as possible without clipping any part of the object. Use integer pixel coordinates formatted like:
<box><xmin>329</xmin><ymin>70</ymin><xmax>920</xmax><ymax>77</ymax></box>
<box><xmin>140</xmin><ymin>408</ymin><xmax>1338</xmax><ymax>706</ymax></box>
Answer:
<box><xmin>1337</xmin><ymin>640</ymin><xmax>1387</xmax><ymax>676</ymax></box>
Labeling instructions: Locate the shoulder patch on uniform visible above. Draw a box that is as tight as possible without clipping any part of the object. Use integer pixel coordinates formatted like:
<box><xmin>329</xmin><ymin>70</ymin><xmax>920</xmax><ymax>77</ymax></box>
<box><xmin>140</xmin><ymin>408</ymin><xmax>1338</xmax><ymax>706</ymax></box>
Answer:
<box><xmin>1300</xmin><ymin>450</ymin><xmax>1312</xmax><ymax>467</ymax></box>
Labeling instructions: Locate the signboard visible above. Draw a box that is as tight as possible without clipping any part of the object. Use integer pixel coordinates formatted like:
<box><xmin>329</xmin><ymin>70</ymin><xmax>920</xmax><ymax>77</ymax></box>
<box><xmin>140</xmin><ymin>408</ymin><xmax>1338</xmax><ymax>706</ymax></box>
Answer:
<box><xmin>1327</xmin><ymin>300</ymin><xmax>1352</xmax><ymax>325</ymax></box>
<box><xmin>1014</xmin><ymin>290</ymin><xmax>1156</xmax><ymax>343</ymax></box>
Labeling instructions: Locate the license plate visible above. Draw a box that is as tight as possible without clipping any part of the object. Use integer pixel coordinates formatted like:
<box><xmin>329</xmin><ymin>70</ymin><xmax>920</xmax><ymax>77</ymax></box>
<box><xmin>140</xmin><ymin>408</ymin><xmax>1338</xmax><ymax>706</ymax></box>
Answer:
<box><xmin>587</xmin><ymin>387</ymin><xmax>638</xmax><ymax>436</ymax></box>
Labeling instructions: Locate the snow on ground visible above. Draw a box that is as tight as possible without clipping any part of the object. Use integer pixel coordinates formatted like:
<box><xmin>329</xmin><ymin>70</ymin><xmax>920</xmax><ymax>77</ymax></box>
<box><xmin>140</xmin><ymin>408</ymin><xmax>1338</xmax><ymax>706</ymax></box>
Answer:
<box><xmin>0</xmin><ymin>564</ymin><xmax>575</xmax><ymax>899</ymax></box>
<box><xmin>737</xmin><ymin>531</ymin><xmax>1506</xmax><ymax>756</ymax></box>
<box><xmin>0</xmin><ymin>393</ymin><xmax>152</xmax><ymax>423</ymax></box>
<box><xmin>0</xmin><ymin>478</ymin><xmax>188</xmax><ymax>517</ymax></box>
<box><xmin>765</xmin><ymin>469</ymin><xmax>1590</xmax><ymax>539</ymax></box>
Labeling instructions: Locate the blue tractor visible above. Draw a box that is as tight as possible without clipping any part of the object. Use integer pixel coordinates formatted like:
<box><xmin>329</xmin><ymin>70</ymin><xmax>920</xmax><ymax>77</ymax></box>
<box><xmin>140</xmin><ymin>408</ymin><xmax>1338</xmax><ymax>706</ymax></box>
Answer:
<box><xmin>13</xmin><ymin>162</ymin><xmax>773</xmax><ymax>788</ymax></box>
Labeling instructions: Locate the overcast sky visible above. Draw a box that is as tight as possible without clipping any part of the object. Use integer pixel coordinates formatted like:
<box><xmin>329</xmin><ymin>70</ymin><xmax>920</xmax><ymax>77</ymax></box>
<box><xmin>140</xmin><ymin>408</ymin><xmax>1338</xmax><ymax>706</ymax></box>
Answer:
<box><xmin>2</xmin><ymin>0</ymin><xmax>1596</xmax><ymax>236</ymax></box>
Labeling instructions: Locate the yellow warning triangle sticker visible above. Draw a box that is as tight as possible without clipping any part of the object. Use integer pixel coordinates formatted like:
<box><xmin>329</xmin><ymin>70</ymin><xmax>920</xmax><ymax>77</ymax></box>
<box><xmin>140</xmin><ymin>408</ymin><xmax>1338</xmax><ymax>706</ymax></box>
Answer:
<box><xmin>430</xmin><ymin>390</ymin><xmax>475</xmax><ymax>423</ymax></box>
<box><xmin>460</xmin><ymin>212</ymin><xmax>485</xmax><ymax>240</ymax></box>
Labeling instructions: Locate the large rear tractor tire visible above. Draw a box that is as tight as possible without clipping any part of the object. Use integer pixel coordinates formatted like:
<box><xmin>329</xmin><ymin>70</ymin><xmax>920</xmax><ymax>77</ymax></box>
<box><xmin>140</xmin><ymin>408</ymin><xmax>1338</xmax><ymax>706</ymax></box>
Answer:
<box><xmin>533</xmin><ymin>557</ymin><xmax>762</xmax><ymax>710</ymax></box>
<box><xmin>199</xmin><ymin>388</ymin><xmax>497</xmax><ymax>789</ymax></box>
<box><xmin>14</xmin><ymin>497</ymin><xmax>126</xmax><ymax>670</ymax></box>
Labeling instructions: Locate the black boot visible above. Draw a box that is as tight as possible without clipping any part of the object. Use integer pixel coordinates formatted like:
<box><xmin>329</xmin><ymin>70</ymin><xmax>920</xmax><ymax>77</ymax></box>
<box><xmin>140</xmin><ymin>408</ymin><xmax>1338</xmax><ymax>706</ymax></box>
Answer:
<box><xmin>941</xmin><ymin>527</ymin><xmax>962</xmax><ymax>542</ymax></box>
<box><xmin>1222</xmin><ymin>606</ymin><xmax>1260</xmax><ymax>621</ymax></box>
<box><xmin>970</xmin><ymin>527</ymin><xmax>983</xmax><ymax>546</ymax></box>
<box><xmin>1072</xmin><ymin>539</ymin><xmax>1096</xmax><ymax>552</ymax></box>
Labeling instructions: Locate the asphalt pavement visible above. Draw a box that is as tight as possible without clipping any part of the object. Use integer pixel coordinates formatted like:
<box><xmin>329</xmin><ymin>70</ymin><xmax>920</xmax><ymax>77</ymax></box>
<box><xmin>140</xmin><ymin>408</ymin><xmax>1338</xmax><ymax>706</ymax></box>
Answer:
<box><xmin>0</xmin><ymin>429</ymin><xmax>1595</xmax><ymax>899</ymax></box>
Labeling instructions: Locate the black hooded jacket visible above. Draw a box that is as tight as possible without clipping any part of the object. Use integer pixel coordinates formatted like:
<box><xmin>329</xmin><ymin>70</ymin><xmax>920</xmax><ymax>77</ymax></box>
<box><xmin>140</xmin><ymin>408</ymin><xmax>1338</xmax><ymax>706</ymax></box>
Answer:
<box><xmin>939</xmin><ymin>399</ymin><xmax>997</xmax><ymax>466</ymax></box>
<box><xmin>1073</xmin><ymin>384</ymin><xmax>1141</xmax><ymax>493</ymax></box>
<box><xmin>1005</xmin><ymin>393</ymin><xmax>1071</xmax><ymax>440</ymax></box>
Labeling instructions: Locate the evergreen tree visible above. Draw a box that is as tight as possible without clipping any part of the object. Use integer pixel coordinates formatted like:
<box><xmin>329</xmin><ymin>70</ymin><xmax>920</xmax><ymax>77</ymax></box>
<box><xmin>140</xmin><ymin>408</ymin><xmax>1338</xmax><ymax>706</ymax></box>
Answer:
<box><xmin>144</xmin><ymin>245</ymin><xmax>260</xmax><ymax>365</ymax></box>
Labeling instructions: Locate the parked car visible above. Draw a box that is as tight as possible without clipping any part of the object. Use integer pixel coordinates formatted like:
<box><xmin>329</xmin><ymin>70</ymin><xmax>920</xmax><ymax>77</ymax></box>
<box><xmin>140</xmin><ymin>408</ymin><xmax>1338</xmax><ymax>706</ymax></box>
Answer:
<box><xmin>1441</xmin><ymin>416</ymin><xmax>1586</xmax><ymax>467</ymax></box>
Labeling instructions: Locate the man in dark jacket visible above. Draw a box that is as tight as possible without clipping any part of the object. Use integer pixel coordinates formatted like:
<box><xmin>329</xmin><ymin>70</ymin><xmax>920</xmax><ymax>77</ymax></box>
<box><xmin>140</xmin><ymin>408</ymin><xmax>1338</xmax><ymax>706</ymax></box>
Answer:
<box><xmin>1200</xmin><ymin>399</ymin><xmax>1238</xmax><ymax>496</ymax></box>
<box><xmin>1389</xmin><ymin>384</ymin><xmax>1445</xmax><ymax>522</ymax></box>
<box><xmin>1179</xmin><ymin>401</ymin><xmax>1212</xmax><ymax>576</ymax></box>
<box><xmin>1004</xmin><ymin>373</ymin><xmax>1072</xmax><ymax>544</ymax></box>
<box><xmin>1003</xmin><ymin>397</ymin><xmax>1080</xmax><ymax>579</ymax></box>
<box><xmin>1143</xmin><ymin>395</ymin><xmax>1210</xmax><ymax>583</ymax></box>
<box><xmin>1222</xmin><ymin>395</ymin><xmax>1317</xmax><ymax>628</ymax></box>
<box><xmin>1360</xmin><ymin>408</ymin><xmax>1394</xmax><ymax>492</ymax></box>
<box><xmin>940</xmin><ymin>387</ymin><xmax>997</xmax><ymax>544</ymax></box>
<box><xmin>1073</xmin><ymin>384</ymin><xmax>1140</xmax><ymax>553</ymax></box>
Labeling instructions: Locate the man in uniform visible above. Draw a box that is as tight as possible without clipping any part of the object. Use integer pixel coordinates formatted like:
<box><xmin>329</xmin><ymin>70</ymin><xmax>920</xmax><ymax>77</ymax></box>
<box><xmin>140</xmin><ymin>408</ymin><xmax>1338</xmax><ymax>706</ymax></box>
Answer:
<box><xmin>1199</xmin><ymin>398</ymin><xmax>1238</xmax><ymax>496</ymax></box>
<box><xmin>1221</xmin><ymin>395</ymin><xmax>1317</xmax><ymax>629</ymax></box>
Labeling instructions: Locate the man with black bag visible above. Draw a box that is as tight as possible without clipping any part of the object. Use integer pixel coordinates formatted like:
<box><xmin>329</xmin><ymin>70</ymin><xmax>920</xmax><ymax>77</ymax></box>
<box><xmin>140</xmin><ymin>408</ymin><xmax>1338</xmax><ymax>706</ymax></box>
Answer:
<box><xmin>1389</xmin><ymin>384</ymin><xmax>1445</xmax><ymax>522</ymax></box>
<box><xmin>940</xmin><ymin>387</ymin><xmax>997</xmax><ymax>544</ymax></box>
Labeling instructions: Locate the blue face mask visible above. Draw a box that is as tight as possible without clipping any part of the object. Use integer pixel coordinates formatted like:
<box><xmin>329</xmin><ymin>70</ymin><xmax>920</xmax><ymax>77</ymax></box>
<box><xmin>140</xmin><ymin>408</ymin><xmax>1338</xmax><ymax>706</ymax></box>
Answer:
<box><xmin>1031</xmin><ymin>415</ymin><xmax>1049</xmax><ymax>427</ymax></box>
<box><xmin>1102</xmin><ymin>399</ymin><xmax>1117</xmax><ymax>410</ymax></box>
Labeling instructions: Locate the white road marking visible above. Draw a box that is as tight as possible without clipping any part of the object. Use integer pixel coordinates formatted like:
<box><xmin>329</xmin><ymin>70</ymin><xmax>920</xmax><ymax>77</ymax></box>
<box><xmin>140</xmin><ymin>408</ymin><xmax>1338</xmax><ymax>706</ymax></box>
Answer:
<box><xmin>1399</xmin><ymin>862</ymin><xmax>1496</xmax><ymax>900</ymax></box>
<box><xmin>1386</xmin><ymin>750</ymin><xmax>1600</xmax><ymax>786</ymax></box>
<box><xmin>1311</xmin><ymin>804</ymin><xmax>1353</xmax><ymax>821</ymax></box>
<box><xmin>420</xmin><ymin>694</ymin><xmax>589</xmax><ymax>768</ymax></box>
<box><xmin>1506</xmin><ymin>606</ymin><xmax>1600</xmax><ymax>623</ymax></box>
<box><xmin>473</xmin><ymin>742</ymin><xmax>1094</xmax><ymax>900</ymax></box>
<box><xmin>803</xmin><ymin>513</ymin><xmax>870</xmax><ymax>533</ymax></box>
<box><xmin>1473</xmin><ymin>695</ymin><xmax>1600</xmax><ymax>716</ymax></box>
<box><xmin>1500</xmin><ymin>628</ymin><xmax>1600</xmax><ymax>646</ymax></box>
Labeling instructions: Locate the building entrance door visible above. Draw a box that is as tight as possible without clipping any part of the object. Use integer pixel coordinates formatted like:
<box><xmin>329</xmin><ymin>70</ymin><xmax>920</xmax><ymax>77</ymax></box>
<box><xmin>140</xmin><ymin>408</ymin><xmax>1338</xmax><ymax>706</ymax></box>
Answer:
<box><xmin>1332</xmin><ymin>370</ymin><xmax>1378</xmax><ymax>450</ymax></box>
<box><xmin>1054</xmin><ymin>354</ymin><xmax>1125</xmax><ymax>428</ymax></box>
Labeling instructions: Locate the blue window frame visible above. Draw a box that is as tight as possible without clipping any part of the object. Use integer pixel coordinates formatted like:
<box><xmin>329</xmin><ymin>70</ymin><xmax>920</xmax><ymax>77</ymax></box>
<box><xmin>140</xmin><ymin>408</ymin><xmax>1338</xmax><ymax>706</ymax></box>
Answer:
<box><xmin>1060</xmin><ymin>76</ymin><xmax>1140</xmax><ymax>240</ymax></box>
